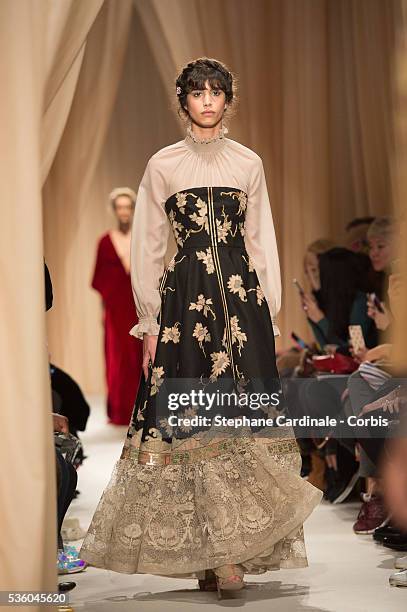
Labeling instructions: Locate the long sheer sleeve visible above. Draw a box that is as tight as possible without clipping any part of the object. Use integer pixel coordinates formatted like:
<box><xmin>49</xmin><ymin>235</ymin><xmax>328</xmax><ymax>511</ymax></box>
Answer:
<box><xmin>129</xmin><ymin>156</ymin><xmax>170</xmax><ymax>339</ymax></box>
<box><xmin>244</xmin><ymin>157</ymin><xmax>282</xmax><ymax>337</ymax></box>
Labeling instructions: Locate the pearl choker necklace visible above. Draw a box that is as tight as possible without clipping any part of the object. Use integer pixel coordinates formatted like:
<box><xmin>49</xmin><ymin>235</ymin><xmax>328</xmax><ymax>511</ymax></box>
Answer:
<box><xmin>186</xmin><ymin>124</ymin><xmax>229</xmax><ymax>144</ymax></box>
<box><xmin>185</xmin><ymin>124</ymin><xmax>229</xmax><ymax>154</ymax></box>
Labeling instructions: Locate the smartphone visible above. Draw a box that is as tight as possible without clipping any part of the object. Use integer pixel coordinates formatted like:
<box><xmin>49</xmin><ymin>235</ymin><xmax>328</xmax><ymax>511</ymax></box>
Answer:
<box><xmin>348</xmin><ymin>325</ymin><xmax>366</xmax><ymax>354</ymax></box>
<box><xmin>369</xmin><ymin>292</ymin><xmax>384</xmax><ymax>314</ymax></box>
<box><xmin>291</xmin><ymin>332</ymin><xmax>309</xmax><ymax>350</ymax></box>
<box><xmin>293</xmin><ymin>278</ymin><xmax>305</xmax><ymax>297</ymax></box>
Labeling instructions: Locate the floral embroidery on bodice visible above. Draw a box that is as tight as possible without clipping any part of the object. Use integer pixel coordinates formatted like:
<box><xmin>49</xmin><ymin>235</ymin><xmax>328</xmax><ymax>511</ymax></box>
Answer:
<box><xmin>165</xmin><ymin>187</ymin><xmax>248</xmax><ymax>250</ymax></box>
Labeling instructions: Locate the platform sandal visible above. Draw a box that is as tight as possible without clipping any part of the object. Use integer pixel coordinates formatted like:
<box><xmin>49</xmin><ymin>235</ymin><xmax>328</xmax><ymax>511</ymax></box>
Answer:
<box><xmin>213</xmin><ymin>564</ymin><xmax>245</xmax><ymax>599</ymax></box>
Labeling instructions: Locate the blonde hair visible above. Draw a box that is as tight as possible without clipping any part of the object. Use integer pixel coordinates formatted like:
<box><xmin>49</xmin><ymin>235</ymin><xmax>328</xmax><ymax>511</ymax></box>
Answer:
<box><xmin>306</xmin><ymin>239</ymin><xmax>337</xmax><ymax>256</ymax></box>
<box><xmin>109</xmin><ymin>187</ymin><xmax>137</xmax><ymax>208</ymax></box>
<box><xmin>367</xmin><ymin>216</ymin><xmax>396</xmax><ymax>241</ymax></box>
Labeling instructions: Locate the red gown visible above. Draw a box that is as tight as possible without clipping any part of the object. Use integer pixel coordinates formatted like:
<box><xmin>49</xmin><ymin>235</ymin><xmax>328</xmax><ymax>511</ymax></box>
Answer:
<box><xmin>92</xmin><ymin>233</ymin><xmax>143</xmax><ymax>425</ymax></box>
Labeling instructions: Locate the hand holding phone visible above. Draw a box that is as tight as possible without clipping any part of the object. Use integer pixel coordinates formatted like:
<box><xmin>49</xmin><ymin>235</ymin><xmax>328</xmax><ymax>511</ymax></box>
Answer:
<box><xmin>367</xmin><ymin>292</ymin><xmax>384</xmax><ymax>314</ymax></box>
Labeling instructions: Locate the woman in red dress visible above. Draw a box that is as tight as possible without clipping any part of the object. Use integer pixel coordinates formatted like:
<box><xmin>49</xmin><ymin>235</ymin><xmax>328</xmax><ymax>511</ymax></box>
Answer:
<box><xmin>92</xmin><ymin>187</ymin><xmax>143</xmax><ymax>425</ymax></box>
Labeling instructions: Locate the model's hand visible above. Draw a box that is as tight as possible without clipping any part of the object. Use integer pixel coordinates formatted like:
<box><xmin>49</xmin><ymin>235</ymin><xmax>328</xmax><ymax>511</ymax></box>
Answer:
<box><xmin>142</xmin><ymin>334</ymin><xmax>158</xmax><ymax>380</ymax></box>
<box><xmin>302</xmin><ymin>292</ymin><xmax>324</xmax><ymax>323</ymax></box>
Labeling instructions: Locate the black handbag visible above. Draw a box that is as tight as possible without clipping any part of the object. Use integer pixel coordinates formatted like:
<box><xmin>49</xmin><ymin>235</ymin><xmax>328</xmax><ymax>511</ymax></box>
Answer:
<box><xmin>54</xmin><ymin>431</ymin><xmax>82</xmax><ymax>465</ymax></box>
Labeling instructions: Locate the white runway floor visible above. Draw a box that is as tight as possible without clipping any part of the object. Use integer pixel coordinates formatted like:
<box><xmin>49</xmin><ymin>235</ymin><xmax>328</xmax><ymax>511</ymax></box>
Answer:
<box><xmin>66</xmin><ymin>396</ymin><xmax>406</xmax><ymax>611</ymax></box>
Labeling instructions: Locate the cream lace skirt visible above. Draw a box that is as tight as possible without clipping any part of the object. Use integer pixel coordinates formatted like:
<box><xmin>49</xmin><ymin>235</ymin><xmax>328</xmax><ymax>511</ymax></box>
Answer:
<box><xmin>79</xmin><ymin>430</ymin><xmax>323</xmax><ymax>578</ymax></box>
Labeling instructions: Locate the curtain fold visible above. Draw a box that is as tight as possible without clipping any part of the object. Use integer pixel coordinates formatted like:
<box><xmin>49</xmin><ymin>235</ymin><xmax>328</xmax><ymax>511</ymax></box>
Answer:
<box><xmin>279</xmin><ymin>0</ymin><xmax>331</xmax><ymax>345</ymax></box>
<box><xmin>1</xmin><ymin>0</ymin><xmax>404</xmax><ymax>598</ymax></box>
<box><xmin>42</xmin><ymin>0</ymin><xmax>104</xmax><ymax>182</ymax></box>
<box><xmin>328</xmin><ymin>0</ymin><xmax>396</xmax><ymax>224</ymax></box>
<box><xmin>44</xmin><ymin>0</ymin><xmax>398</xmax><ymax>387</ymax></box>
<box><xmin>43</xmin><ymin>0</ymin><xmax>134</xmax><ymax>394</ymax></box>
<box><xmin>133</xmin><ymin>0</ymin><xmax>396</xmax><ymax>351</ymax></box>
<box><xmin>0</xmin><ymin>0</ymin><xmax>104</xmax><ymax>602</ymax></box>
<box><xmin>390</xmin><ymin>0</ymin><xmax>407</xmax><ymax>371</ymax></box>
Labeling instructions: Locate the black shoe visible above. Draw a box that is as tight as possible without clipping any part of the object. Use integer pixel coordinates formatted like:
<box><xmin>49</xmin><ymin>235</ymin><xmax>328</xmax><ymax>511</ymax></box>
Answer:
<box><xmin>382</xmin><ymin>533</ymin><xmax>407</xmax><ymax>551</ymax></box>
<box><xmin>58</xmin><ymin>581</ymin><xmax>76</xmax><ymax>592</ymax></box>
<box><xmin>373</xmin><ymin>524</ymin><xmax>400</xmax><ymax>542</ymax></box>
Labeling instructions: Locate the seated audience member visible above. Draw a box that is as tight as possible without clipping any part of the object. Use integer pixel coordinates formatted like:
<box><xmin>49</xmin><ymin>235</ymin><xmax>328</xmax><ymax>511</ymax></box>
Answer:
<box><xmin>54</xmin><ymin>413</ymin><xmax>77</xmax><ymax>551</ymax></box>
<box><xmin>303</xmin><ymin>238</ymin><xmax>338</xmax><ymax>303</ymax></box>
<box><xmin>50</xmin><ymin>363</ymin><xmax>90</xmax><ymax>467</ymax></box>
<box><xmin>281</xmin><ymin>239</ymin><xmax>337</xmax><ymax>482</ymax></box>
<box><xmin>301</xmin><ymin>247</ymin><xmax>378</xmax><ymax>352</ymax></box>
<box><xmin>372</xmin><ymin>238</ymin><xmax>407</xmax><ymax>587</ymax></box>
<box><xmin>54</xmin><ymin>412</ymin><xmax>87</xmax><ymax>578</ymax></box>
<box><xmin>343</xmin><ymin>221</ymin><xmax>399</xmax><ymax>529</ymax></box>
<box><xmin>277</xmin><ymin>238</ymin><xmax>336</xmax><ymax>373</ymax></box>
<box><xmin>365</xmin><ymin>216</ymin><xmax>397</xmax><ymax>336</ymax></box>
<box><xmin>292</xmin><ymin>240</ymin><xmax>389</xmax><ymax>499</ymax></box>
<box><xmin>346</xmin><ymin>261</ymin><xmax>404</xmax><ymax>535</ymax></box>
<box><xmin>344</xmin><ymin>216</ymin><xmax>375</xmax><ymax>254</ymax></box>
<box><xmin>306</xmin><ymin>255</ymin><xmax>400</xmax><ymax>504</ymax></box>
<box><xmin>44</xmin><ymin>262</ymin><xmax>86</xmax><ymax>588</ymax></box>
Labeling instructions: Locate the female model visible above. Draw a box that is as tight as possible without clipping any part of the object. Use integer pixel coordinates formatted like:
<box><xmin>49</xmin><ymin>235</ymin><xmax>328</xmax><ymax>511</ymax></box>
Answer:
<box><xmin>91</xmin><ymin>187</ymin><xmax>143</xmax><ymax>425</ymax></box>
<box><xmin>80</xmin><ymin>57</ymin><xmax>322</xmax><ymax>597</ymax></box>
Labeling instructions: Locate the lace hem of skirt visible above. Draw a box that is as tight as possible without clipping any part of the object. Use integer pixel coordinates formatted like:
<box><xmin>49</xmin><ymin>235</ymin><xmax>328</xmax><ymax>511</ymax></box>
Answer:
<box><xmin>79</xmin><ymin>437</ymin><xmax>322</xmax><ymax>576</ymax></box>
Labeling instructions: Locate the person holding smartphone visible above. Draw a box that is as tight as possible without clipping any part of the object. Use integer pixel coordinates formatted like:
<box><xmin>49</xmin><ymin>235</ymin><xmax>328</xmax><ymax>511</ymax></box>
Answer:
<box><xmin>299</xmin><ymin>247</ymin><xmax>378</xmax><ymax>353</ymax></box>
<box><xmin>365</xmin><ymin>217</ymin><xmax>397</xmax><ymax>335</ymax></box>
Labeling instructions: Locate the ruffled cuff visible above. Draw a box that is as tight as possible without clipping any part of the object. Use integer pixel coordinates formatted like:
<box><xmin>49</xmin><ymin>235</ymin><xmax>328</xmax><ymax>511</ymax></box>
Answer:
<box><xmin>129</xmin><ymin>317</ymin><xmax>160</xmax><ymax>339</ymax></box>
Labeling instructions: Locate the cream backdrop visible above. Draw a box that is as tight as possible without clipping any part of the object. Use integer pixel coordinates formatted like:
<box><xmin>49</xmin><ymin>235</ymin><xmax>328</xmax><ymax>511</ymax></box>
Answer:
<box><xmin>391</xmin><ymin>0</ymin><xmax>407</xmax><ymax>372</ymax></box>
<box><xmin>0</xmin><ymin>0</ymin><xmax>106</xmax><ymax>604</ymax></box>
<box><xmin>43</xmin><ymin>0</ymin><xmax>134</xmax><ymax>394</ymax></box>
<box><xmin>44</xmin><ymin>0</ymin><xmax>399</xmax><ymax>395</ymax></box>
<box><xmin>1</xmin><ymin>0</ymin><xmax>406</xmax><ymax>601</ymax></box>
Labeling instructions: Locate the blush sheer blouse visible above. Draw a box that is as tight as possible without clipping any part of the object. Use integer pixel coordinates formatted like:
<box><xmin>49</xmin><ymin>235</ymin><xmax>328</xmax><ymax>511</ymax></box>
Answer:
<box><xmin>129</xmin><ymin>132</ymin><xmax>282</xmax><ymax>339</ymax></box>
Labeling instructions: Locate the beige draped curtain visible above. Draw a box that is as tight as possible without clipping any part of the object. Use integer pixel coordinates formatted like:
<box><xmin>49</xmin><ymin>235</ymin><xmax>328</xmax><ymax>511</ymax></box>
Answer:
<box><xmin>1</xmin><ymin>0</ymin><xmax>406</xmax><ymax>601</ymax></box>
<box><xmin>391</xmin><ymin>0</ymin><xmax>407</xmax><ymax>371</ymax></box>
<box><xmin>43</xmin><ymin>0</ymin><xmax>133</xmax><ymax>393</ymax></box>
<box><xmin>45</xmin><ymin>0</ymin><xmax>398</xmax><ymax>394</ymax></box>
<box><xmin>138</xmin><ymin>0</ymin><xmax>396</xmax><ymax>349</ymax></box>
<box><xmin>0</xmin><ymin>0</ymin><xmax>135</xmax><ymax>603</ymax></box>
<box><xmin>42</xmin><ymin>1</ymin><xmax>105</xmax><ymax>182</ymax></box>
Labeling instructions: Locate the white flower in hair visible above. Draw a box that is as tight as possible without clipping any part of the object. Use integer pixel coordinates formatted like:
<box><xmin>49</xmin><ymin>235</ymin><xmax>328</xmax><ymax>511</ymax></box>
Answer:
<box><xmin>176</xmin><ymin>86</ymin><xmax>182</xmax><ymax>95</ymax></box>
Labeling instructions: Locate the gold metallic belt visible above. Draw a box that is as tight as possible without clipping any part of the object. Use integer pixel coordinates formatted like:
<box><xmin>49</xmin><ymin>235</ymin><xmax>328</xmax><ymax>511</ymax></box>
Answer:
<box><xmin>120</xmin><ymin>437</ymin><xmax>299</xmax><ymax>466</ymax></box>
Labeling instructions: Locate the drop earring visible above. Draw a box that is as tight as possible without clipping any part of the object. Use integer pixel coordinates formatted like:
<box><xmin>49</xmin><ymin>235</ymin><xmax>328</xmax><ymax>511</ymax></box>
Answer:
<box><xmin>221</xmin><ymin>117</ymin><xmax>229</xmax><ymax>137</ymax></box>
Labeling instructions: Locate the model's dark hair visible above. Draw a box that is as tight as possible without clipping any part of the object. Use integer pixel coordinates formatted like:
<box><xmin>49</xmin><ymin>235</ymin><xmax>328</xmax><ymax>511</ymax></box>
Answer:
<box><xmin>175</xmin><ymin>57</ymin><xmax>237</xmax><ymax>118</ymax></box>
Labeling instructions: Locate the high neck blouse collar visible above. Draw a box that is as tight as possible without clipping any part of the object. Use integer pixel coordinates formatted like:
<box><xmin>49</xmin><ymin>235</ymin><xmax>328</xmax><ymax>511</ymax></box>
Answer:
<box><xmin>184</xmin><ymin>124</ymin><xmax>228</xmax><ymax>155</ymax></box>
